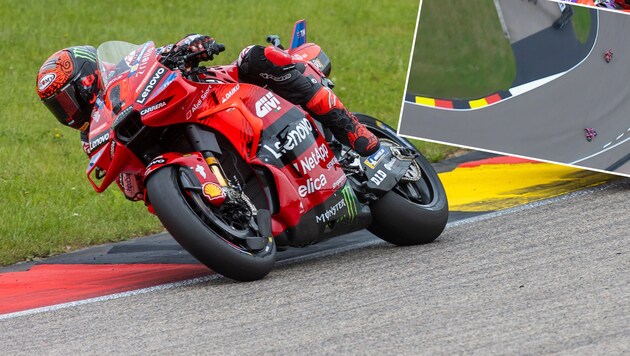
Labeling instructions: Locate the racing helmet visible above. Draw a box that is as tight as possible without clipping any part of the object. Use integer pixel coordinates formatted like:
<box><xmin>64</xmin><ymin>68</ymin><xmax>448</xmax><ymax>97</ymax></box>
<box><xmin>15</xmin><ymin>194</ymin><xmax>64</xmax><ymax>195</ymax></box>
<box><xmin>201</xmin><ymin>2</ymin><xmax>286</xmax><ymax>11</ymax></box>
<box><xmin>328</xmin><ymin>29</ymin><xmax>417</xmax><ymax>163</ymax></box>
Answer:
<box><xmin>36</xmin><ymin>46</ymin><xmax>99</xmax><ymax>131</ymax></box>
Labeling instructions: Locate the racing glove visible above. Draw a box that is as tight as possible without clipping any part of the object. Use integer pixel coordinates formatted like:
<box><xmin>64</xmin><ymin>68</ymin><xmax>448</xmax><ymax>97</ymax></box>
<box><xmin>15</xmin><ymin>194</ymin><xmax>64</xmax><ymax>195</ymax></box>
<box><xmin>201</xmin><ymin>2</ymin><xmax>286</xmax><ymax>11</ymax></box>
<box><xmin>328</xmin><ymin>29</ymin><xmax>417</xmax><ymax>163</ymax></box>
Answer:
<box><xmin>174</xmin><ymin>34</ymin><xmax>217</xmax><ymax>61</ymax></box>
<box><xmin>158</xmin><ymin>34</ymin><xmax>219</xmax><ymax>69</ymax></box>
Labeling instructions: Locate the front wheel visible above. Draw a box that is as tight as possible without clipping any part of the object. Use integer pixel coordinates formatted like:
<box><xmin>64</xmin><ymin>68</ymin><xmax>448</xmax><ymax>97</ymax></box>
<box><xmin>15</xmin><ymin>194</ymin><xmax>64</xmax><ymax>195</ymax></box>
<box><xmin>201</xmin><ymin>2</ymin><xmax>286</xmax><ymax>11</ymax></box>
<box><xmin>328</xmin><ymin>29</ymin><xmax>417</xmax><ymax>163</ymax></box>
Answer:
<box><xmin>146</xmin><ymin>166</ymin><xmax>276</xmax><ymax>281</ymax></box>
<box><xmin>355</xmin><ymin>113</ymin><xmax>449</xmax><ymax>245</ymax></box>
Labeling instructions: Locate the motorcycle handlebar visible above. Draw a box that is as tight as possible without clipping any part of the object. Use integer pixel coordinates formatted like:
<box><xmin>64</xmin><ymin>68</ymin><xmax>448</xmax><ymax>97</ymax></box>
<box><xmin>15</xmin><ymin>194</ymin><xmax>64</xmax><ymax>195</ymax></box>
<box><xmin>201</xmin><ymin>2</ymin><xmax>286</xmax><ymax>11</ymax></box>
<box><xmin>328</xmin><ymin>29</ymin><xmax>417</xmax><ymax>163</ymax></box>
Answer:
<box><xmin>266</xmin><ymin>35</ymin><xmax>281</xmax><ymax>47</ymax></box>
<box><xmin>181</xmin><ymin>42</ymin><xmax>226</xmax><ymax>62</ymax></box>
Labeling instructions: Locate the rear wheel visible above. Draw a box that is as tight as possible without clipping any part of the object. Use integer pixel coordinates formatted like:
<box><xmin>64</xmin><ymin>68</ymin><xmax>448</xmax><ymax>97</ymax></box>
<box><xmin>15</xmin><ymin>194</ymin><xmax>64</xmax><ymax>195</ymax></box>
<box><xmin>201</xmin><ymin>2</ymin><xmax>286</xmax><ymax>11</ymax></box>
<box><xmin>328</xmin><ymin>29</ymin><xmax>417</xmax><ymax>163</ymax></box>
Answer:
<box><xmin>355</xmin><ymin>113</ymin><xmax>448</xmax><ymax>245</ymax></box>
<box><xmin>146</xmin><ymin>165</ymin><xmax>276</xmax><ymax>281</ymax></box>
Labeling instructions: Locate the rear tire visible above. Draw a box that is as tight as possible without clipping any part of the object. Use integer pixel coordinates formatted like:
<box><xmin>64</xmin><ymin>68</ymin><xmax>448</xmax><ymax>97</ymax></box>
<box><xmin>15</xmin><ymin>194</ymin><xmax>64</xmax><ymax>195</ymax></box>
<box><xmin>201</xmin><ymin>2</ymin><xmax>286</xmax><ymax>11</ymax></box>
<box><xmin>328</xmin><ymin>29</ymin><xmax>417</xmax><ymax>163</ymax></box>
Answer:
<box><xmin>146</xmin><ymin>166</ymin><xmax>276</xmax><ymax>281</ymax></box>
<box><xmin>355</xmin><ymin>113</ymin><xmax>449</xmax><ymax>245</ymax></box>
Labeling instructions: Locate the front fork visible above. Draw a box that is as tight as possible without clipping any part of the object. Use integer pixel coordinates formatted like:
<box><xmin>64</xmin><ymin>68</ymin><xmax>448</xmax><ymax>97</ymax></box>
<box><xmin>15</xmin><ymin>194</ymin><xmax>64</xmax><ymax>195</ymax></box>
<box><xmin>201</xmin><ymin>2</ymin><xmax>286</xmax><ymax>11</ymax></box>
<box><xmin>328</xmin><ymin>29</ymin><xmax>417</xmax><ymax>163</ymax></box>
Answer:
<box><xmin>185</xmin><ymin>124</ymin><xmax>272</xmax><ymax>240</ymax></box>
<box><xmin>185</xmin><ymin>124</ymin><xmax>229</xmax><ymax>187</ymax></box>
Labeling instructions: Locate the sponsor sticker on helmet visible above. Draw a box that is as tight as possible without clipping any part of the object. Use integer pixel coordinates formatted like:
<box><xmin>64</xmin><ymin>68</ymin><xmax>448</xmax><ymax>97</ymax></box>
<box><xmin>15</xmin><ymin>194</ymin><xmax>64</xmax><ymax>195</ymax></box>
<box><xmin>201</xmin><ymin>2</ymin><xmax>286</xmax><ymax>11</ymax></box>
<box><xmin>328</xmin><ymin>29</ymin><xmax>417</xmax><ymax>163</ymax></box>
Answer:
<box><xmin>38</xmin><ymin>73</ymin><xmax>56</xmax><ymax>91</ymax></box>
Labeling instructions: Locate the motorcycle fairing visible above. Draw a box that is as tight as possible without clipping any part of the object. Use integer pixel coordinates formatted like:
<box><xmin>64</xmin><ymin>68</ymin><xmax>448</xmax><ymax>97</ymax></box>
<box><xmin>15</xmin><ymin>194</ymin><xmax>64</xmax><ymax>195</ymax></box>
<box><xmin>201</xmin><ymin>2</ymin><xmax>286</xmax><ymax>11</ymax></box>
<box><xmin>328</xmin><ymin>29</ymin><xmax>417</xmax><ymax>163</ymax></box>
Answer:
<box><xmin>89</xmin><ymin>40</ymin><xmax>357</xmax><ymax>241</ymax></box>
<box><xmin>86</xmin><ymin>137</ymin><xmax>144</xmax><ymax>192</ymax></box>
<box><xmin>143</xmin><ymin>152</ymin><xmax>226</xmax><ymax>207</ymax></box>
<box><xmin>289</xmin><ymin>44</ymin><xmax>331</xmax><ymax>77</ymax></box>
<box><xmin>244</xmin><ymin>93</ymin><xmax>347</xmax><ymax>235</ymax></box>
<box><xmin>277</xmin><ymin>183</ymin><xmax>371</xmax><ymax>247</ymax></box>
<box><xmin>257</xmin><ymin>107</ymin><xmax>321</xmax><ymax>168</ymax></box>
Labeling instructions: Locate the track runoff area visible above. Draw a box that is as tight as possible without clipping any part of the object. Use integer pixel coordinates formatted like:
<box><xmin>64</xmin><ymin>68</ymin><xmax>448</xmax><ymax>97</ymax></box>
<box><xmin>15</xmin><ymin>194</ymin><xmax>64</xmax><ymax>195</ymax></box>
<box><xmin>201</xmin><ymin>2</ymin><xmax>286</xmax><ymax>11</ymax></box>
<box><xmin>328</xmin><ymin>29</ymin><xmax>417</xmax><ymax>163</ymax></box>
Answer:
<box><xmin>0</xmin><ymin>152</ymin><xmax>617</xmax><ymax>319</ymax></box>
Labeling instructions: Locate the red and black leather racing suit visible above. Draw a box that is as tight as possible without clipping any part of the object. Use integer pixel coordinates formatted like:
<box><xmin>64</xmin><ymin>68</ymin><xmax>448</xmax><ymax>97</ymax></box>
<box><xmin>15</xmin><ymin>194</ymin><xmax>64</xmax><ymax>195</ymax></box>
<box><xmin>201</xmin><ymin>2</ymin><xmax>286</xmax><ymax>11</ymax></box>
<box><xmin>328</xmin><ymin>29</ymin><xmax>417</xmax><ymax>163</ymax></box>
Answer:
<box><xmin>236</xmin><ymin>44</ymin><xmax>380</xmax><ymax>157</ymax></box>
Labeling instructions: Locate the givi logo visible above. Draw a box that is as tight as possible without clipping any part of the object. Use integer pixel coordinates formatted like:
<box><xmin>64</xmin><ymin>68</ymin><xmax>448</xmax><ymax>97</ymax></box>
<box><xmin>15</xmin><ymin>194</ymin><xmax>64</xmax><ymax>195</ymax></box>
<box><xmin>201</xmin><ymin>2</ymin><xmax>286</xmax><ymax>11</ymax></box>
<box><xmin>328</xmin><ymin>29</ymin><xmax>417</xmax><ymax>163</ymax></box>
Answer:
<box><xmin>255</xmin><ymin>92</ymin><xmax>281</xmax><ymax>117</ymax></box>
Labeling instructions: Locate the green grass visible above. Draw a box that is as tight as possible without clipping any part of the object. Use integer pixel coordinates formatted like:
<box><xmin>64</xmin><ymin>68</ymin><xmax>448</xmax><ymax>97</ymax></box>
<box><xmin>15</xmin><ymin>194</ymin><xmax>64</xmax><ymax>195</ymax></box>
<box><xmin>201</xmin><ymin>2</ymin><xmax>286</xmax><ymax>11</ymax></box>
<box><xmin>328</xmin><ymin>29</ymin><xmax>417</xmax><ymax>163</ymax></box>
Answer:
<box><xmin>406</xmin><ymin>0</ymin><xmax>516</xmax><ymax>99</ymax></box>
<box><xmin>0</xmin><ymin>0</ymin><xmax>425</xmax><ymax>265</ymax></box>
<box><xmin>403</xmin><ymin>0</ymin><xmax>518</xmax><ymax>161</ymax></box>
<box><xmin>572</xmin><ymin>5</ymin><xmax>592</xmax><ymax>44</ymax></box>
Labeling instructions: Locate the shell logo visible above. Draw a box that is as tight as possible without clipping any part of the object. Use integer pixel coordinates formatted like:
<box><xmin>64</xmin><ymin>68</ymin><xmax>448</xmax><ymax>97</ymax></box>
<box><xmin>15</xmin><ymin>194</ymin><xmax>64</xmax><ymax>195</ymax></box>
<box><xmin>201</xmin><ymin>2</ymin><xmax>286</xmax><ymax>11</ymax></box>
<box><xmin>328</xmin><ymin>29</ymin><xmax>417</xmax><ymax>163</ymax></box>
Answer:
<box><xmin>203</xmin><ymin>182</ymin><xmax>225</xmax><ymax>201</ymax></box>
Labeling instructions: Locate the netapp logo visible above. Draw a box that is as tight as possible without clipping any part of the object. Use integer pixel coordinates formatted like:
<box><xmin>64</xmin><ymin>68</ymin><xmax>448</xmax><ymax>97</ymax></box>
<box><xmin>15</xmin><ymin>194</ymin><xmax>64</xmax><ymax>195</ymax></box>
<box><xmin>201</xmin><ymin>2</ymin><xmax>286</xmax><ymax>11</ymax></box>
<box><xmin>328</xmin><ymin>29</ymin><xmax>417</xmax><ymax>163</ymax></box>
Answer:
<box><xmin>136</xmin><ymin>67</ymin><xmax>166</xmax><ymax>104</ymax></box>
<box><xmin>293</xmin><ymin>143</ymin><xmax>329</xmax><ymax>174</ymax></box>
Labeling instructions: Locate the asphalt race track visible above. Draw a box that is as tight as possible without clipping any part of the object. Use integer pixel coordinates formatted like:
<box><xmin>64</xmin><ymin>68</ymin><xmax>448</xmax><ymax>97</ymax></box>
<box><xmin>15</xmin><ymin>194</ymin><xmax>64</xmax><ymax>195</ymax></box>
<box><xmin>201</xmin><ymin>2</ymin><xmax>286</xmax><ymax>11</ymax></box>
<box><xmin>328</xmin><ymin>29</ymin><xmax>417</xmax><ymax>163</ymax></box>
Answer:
<box><xmin>1</xmin><ymin>176</ymin><xmax>629</xmax><ymax>353</ymax></box>
<box><xmin>400</xmin><ymin>4</ymin><xmax>630</xmax><ymax>175</ymax></box>
<box><xmin>0</xmin><ymin>154</ymin><xmax>625</xmax><ymax>353</ymax></box>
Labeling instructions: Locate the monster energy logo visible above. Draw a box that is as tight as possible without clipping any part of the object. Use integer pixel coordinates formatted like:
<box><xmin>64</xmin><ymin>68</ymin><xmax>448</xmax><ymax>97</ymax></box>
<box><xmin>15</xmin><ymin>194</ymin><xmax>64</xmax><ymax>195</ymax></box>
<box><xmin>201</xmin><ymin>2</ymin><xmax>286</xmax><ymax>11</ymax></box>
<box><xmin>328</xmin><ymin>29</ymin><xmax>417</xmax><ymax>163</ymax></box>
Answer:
<box><xmin>340</xmin><ymin>184</ymin><xmax>357</xmax><ymax>222</ymax></box>
<box><xmin>72</xmin><ymin>48</ymin><xmax>96</xmax><ymax>61</ymax></box>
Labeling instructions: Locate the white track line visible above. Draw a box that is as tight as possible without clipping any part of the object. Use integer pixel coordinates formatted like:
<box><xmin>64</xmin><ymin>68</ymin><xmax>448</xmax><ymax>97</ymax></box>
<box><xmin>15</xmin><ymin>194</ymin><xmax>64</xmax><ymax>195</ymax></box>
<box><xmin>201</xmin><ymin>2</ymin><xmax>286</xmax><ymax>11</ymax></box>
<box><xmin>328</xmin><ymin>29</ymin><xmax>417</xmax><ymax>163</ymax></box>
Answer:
<box><xmin>0</xmin><ymin>180</ymin><xmax>619</xmax><ymax>321</ymax></box>
<box><xmin>571</xmin><ymin>135</ymin><xmax>630</xmax><ymax>164</ymax></box>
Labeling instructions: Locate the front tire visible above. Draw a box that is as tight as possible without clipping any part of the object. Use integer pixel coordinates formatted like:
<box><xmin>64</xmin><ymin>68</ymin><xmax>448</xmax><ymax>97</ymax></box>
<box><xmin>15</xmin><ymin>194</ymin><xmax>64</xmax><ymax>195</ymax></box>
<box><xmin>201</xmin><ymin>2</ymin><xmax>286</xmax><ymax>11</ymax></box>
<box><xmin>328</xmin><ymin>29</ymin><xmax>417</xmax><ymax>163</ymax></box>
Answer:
<box><xmin>355</xmin><ymin>113</ymin><xmax>449</xmax><ymax>245</ymax></box>
<box><xmin>146</xmin><ymin>166</ymin><xmax>276</xmax><ymax>281</ymax></box>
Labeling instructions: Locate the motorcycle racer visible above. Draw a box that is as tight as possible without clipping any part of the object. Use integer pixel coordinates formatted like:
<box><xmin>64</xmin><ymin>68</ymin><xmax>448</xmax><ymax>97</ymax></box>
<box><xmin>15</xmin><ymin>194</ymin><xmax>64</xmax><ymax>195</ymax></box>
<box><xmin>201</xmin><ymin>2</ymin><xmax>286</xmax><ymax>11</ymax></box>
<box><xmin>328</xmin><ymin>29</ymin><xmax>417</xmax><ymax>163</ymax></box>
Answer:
<box><xmin>36</xmin><ymin>34</ymin><xmax>380</xmax><ymax>199</ymax></box>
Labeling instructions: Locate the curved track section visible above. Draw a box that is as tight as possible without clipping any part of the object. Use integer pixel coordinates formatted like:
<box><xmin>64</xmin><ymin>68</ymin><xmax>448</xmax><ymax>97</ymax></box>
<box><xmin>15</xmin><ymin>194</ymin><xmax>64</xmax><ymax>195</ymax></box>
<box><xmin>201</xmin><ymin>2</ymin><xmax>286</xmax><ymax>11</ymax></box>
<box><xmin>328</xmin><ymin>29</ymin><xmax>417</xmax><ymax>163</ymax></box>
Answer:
<box><xmin>400</xmin><ymin>9</ymin><xmax>630</xmax><ymax>175</ymax></box>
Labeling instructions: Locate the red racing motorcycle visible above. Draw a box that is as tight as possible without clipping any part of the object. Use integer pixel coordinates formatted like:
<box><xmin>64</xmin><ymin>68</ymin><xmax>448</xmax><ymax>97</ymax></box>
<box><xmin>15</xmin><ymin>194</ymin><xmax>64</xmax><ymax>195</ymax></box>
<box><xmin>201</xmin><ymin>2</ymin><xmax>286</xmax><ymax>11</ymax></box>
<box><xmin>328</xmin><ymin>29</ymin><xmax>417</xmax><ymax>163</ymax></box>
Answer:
<box><xmin>86</xmin><ymin>21</ymin><xmax>448</xmax><ymax>281</ymax></box>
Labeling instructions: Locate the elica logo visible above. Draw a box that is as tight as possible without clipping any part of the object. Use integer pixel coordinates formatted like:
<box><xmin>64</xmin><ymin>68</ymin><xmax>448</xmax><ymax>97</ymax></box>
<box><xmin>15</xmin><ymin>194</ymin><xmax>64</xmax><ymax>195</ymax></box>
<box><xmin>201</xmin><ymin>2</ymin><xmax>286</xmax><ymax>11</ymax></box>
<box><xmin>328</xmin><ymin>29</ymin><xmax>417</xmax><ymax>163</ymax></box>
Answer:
<box><xmin>221</xmin><ymin>84</ymin><xmax>239</xmax><ymax>103</ymax></box>
<box><xmin>38</xmin><ymin>73</ymin><xmax>56</xmax><ymax>91</ymax></box>
<box><xmin>315</xmin><ymin>199</ymin><xmax>346</xmax><ymax>224</ymax></box>
<box><xmin>89</xmin><ymin>132</ymin><xmax>110</xmax><ymax>151</ymax></box>
<box><xmin>298</xmin><ymin>173</ymin><xmax>327</xmax><ymax>197</ymax></box>
<box><xmin>255</xmin><ymin>92</ymin><xmax>281</xmax><ymax>117</ymax></box>
<box><xmin>140</xmin><ymin>100</ymin><xmax>167</xmax><ymax>116</ymax></box>
<box><xmin>263</xmin><ymin>117</ymin><xmax>313</xmax><ymax>159</ymax></box>
<box><xmin>136</xmin><ymin>67</ymin><xmax>166</xmax><ymax>104</ymax></box>
<box><xmin>293</xmin><ymin>143</ymin><xmax>329</xmax><ymax>174</ymax></box>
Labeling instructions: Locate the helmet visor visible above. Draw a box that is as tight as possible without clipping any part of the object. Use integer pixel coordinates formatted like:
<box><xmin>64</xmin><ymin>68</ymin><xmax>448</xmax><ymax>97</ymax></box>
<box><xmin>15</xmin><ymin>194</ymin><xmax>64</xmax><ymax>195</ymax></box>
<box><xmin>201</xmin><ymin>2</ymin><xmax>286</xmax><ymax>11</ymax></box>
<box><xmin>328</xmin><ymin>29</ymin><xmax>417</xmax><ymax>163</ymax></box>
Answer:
<box><xmin>42</xmin><ymin>80</ymin><xmax>90</xmax><ymax>131</ymax></box>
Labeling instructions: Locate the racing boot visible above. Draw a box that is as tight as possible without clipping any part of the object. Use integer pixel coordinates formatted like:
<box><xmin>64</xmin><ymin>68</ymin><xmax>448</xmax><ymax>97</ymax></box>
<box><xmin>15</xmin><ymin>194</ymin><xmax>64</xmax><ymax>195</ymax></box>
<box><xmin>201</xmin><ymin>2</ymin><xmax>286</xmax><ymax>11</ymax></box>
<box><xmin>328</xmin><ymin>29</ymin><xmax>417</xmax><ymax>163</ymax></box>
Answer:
<box><xmin>305</xmin><ymin>86</ymin><xmax>380</xmax><ymax>156</ymax></box>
